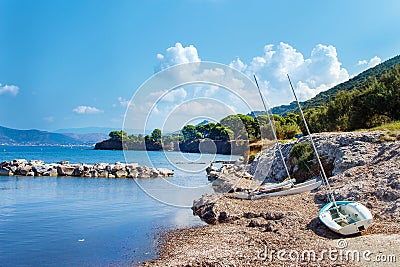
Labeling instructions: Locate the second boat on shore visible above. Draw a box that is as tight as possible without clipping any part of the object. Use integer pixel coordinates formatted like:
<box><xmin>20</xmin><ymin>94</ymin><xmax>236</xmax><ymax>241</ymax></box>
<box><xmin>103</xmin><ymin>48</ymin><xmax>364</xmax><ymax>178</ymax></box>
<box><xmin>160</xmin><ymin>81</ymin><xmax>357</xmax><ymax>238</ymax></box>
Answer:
<box><xmin>287</xmin><ymin>74</ymin><xmax>373</xmax><ymax>236</ymax></box>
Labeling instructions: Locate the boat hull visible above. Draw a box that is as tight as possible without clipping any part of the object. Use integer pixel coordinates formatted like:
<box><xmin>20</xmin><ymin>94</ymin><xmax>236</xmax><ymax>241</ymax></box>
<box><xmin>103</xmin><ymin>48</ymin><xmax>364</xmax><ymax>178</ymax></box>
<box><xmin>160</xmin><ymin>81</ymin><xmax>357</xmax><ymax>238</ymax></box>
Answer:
<box><xmin>319</xmin><ymin>201</ymin><xmax>373</xmax><ymax>235</ymax></box>
<box><xmin>251</xmin><ymin>180</ymin><xmax>321</xmax><ymax>199</ymax></box>
<box><xmin>235</xmin><ymin>179</ymin><xmax>321</xmax><ymax>199</ymax></box>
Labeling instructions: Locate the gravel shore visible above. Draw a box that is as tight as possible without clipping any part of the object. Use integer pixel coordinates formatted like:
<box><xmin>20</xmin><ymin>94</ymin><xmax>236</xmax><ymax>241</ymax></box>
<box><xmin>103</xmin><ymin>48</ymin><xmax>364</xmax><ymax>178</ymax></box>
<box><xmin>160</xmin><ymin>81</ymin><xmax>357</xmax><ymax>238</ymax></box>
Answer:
<box><xmin>144</xmin><ymin>193</ymin><xmax>398</xmax><ymax>266</ymax></box>
<box><xmin>143</xmin><ymin>131</ymin><xmax>400</xmax><ymax>266</ymax></box>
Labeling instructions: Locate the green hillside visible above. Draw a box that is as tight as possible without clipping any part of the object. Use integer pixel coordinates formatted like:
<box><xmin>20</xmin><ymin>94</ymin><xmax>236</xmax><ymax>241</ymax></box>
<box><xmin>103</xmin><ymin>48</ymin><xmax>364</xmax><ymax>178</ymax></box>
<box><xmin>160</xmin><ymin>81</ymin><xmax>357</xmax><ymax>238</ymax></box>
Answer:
<box><xmin>271</xmin><ymin>54</ymin><xmax>400</xmax><ymax>115</ymax></box>
<box><xmin>300</xmin><ymin>63</ymin><xmax>400</xmax><ymax>133</ymax></box>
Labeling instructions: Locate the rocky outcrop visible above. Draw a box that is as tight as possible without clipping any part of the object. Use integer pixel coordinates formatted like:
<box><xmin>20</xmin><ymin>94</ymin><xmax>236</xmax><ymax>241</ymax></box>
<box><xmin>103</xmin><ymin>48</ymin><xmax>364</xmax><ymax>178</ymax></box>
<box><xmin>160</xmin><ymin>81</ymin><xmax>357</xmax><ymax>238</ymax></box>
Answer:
<box><xmin>206</xmin><ymin>160</ymin><xmax>260</xmax><ymax>193</ymax></box>
<box><xmin>0</xmin><ymin>159</ymin><xmax>173</xmax><ymax>178</ymax></box>
<box><xmin>209</xmin><ymin>130</ymin><xmax>398</xmax><ymax>186</ymax></box>
<box><xmin>94</xmin><ymin>139</ymin><xmax>124</xmax><ymax>150</ymax></box>
<box><xmin>94</xmin><ymin>139</ymin><xmax>164</xmax><ymax>151</ymax></box>
<box><xmin>179</xmin><ymin>140</ymin><xmax>250</xmax><ymax>155</ymax></box>
<box><xmin>196</xmin><ymin>130</ymin><xmax>400</xmax><ymax>226</ymax></box>
<box><xmin>192</xmin><ymin>193</ymin><xmax>306</xmax><ymax>229</ymax></box>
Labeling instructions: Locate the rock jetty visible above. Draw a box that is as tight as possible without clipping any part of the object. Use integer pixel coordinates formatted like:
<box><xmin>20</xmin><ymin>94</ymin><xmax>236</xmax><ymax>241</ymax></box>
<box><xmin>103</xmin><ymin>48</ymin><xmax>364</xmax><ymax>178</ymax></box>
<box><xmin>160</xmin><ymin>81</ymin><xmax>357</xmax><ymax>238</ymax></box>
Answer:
<box><xmin>0</xmin><ymin>159</ymin><xmax>173</xmax><ymax>178</ymax></box>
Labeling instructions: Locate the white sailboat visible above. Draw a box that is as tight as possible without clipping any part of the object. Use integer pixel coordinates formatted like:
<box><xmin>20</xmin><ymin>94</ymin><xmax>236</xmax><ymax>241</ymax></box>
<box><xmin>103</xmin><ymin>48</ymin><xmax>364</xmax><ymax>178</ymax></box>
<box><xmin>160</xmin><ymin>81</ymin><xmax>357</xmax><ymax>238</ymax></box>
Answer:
<box><xmin>318</xmin><ymin>201</ymin><xmax>373</xmax><ymax>235</ymax></box>
<box><xmin>287</xmin><ymin>74</ymin><xmax>373</xmax><ymax>235</ymax></box>
<box><xmin>250</xmin><ymin>178</ymin><xmax>322</xmax><ymax>199</ymax></box>
<box><xmin>234</xmin><ymin>76</ymin><xmax>322</xmax><ymax>200</ymax></box>
<box><xmin>235</xmin><ymin>178</ymin><xmax>322</xmax><ymax>200</ymax></box>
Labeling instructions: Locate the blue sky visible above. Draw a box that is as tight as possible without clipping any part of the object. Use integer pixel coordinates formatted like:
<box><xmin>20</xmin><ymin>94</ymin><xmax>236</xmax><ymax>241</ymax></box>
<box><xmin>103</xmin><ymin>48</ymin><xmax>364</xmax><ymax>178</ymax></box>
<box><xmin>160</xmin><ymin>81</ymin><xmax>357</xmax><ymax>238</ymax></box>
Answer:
<box><xmin>0</xmin><ymin>0</ymin><xmax>399</xmax><ymax>132</ymax></box>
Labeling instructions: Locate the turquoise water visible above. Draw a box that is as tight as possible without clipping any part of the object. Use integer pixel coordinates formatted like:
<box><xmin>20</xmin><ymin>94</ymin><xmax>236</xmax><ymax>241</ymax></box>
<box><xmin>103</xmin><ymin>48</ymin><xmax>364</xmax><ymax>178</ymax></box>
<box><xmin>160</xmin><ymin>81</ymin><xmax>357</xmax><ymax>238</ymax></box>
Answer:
<box><xmin>0</xmin><ymin>146</ymin><xmax>238</xmax><ymax>266</ymax></box>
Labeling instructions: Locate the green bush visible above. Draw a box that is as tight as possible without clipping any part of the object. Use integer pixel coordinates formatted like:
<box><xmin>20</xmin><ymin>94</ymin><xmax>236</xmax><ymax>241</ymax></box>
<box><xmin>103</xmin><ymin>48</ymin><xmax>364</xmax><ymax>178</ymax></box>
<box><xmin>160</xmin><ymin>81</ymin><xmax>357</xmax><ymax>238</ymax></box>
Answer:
<box><xmin>290</xmin><ymin>142</ymin><xmax>315</xmax><ymax>170</ymax></box>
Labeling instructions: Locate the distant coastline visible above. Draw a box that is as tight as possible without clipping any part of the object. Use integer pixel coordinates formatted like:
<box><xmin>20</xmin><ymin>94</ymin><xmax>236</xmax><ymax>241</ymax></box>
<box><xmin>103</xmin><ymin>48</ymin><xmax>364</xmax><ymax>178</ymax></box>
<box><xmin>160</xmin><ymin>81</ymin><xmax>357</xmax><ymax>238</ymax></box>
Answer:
<box><xmin>0</xmin><ymin>125</ymin><xmax>107</xmax><ymax>146</ymax></box>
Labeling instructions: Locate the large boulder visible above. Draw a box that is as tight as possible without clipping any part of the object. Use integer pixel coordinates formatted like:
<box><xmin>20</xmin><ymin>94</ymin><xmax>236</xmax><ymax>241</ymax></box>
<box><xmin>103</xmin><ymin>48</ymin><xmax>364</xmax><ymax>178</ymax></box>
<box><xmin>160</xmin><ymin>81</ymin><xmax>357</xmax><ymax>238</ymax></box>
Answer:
<box><xmin>0</xmin><ymin>168</ymin><xmax>13</xmax><ymax>176</ymax></box>
<box><xmin>43</xmin><ymin>167</ymin><xmax>58</xmax><ymax>177</ymax></box>
<box><xmin>11</xmin><ymin>159</ymin><xmax>27</xmax><ymax>166</ymax></box>
<box><xmin>32</xmin><ymin>165</ymin><xmax>47</xmax><ymax>176</ymax></box>
<box><xmin>114</xmin><ymin>169</ymin><xmax>128</xmax><ymax>178</ymax></box>
<box><xmin>57</xmin><ymin>165</ymin><xmax>75</xmax><ymax>176</ymax></box>
<box><xmin>157</xmin><ymin>168</ymin><xmax>174</xmax><ymax>177</ymax></box>
<box><xmin>16</xmin><ymin>164</ymin><xmax>32</xmax><ymax>176</ymax></box>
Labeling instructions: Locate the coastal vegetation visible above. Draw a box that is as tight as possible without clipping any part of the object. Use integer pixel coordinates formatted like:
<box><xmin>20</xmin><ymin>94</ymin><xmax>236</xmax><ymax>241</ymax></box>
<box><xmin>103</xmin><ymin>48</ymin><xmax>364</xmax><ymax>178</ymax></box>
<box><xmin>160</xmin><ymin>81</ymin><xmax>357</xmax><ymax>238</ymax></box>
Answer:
<box><xmin>270</xmin><ymin>54</ymin><xmax>400</xmax><ymax>115</ymax></box>
<box><xmin>289</xmin><ymin>142</ymin><xmax>315</xmax><ymax>171</ymax></box>
<box><xmin>101</xmin><ymin>113</ymin><xmax>301</xmax><ymax>150</ymax></box>
<box><xmin>300</xmin><ymin>64</ymin><xmax>400</xmax><ymax>133</ymax></box>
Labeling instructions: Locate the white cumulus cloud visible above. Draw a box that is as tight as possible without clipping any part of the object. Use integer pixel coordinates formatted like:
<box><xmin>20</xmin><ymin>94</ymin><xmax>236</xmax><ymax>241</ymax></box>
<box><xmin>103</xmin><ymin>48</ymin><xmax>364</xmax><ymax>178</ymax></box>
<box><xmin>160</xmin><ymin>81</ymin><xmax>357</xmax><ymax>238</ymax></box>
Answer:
<box><xmin>367</xmin><ymin>56</ymin><xmax>382</xmax><ymax>68</ymax></box>
<box><xmin>0</xmin><ymin>84</ymin><xmax>19</xmax><ymax>96</ymax></box>
<box><xmin>73</xmin><ymin>105</ymin><xmax>103</xmax><ymax>114</ymax></box>
<box><xmin>357</xmin><ymin>56</ymin><xmax>382</xmax><ymax>68</ymax></box>
<box><xmin>231</xmin><ymin>42</ymin><xmax>350</xmax><ymax>103</ymax></box>
<box><xmin>357</xmin><ymin>59</ymin><xmax>368</xmax><ymax>66</ymax></box>
<box><xmin>162</xmin><ymin>87</ymin><xmax>187</xmax><ymax>102</ymax></box>
<box><xmin>156</xmin><ymin>42</ymin><xmax>201</xmax><ymax>71</ymax></box>
<box><xmin>229</xmin><ymin>57</ymin><xmax>247</xmax><ymax>72</ymax></box>
<box><xmin>118</xmin><ymin>97</ymin><xmax>129</xmax><ymax>107</ymax></box>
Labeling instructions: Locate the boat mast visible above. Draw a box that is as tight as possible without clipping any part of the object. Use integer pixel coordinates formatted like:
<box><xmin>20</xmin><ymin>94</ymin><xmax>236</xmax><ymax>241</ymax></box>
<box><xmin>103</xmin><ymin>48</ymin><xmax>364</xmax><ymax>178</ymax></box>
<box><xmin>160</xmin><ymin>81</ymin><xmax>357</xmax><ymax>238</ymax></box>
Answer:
<box><xmin>287</xmin><ymin>74</ymin><xmax>337</xmax><ymax>207</ymax></box>
<box><xmin>253</xmin><ymin>75</ymin><xmax>291</xmax><ymax>180</ymax></box>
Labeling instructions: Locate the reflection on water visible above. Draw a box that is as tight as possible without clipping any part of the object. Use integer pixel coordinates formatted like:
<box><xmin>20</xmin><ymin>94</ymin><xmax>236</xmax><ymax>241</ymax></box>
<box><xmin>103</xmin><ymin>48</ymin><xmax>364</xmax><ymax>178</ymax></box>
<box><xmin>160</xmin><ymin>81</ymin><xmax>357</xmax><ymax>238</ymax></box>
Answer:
<box><xmin>0</xmin><ymin>147</ymin><xmax>239</xmax><ymax>266</ymax></box>
<box><xmin>0</xmin><ymin>176</ymin><xmax>204</xmax><ymax>266</ymax></box>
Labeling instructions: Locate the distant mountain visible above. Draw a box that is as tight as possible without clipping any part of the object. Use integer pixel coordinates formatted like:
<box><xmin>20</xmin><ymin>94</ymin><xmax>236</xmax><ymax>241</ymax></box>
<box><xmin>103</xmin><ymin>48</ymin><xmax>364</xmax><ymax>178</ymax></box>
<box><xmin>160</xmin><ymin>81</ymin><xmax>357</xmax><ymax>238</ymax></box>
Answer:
<box><xmin>196</xmin><ymin>120</ymin><xmax>210</xmax><ymax>126</ymax></box>
<box><xmin>270</xmin><ymin>54</ymin><xmax>400</xmax><ymax>115</ymax></box>
<box><xmin>0</xmin><ymin>126</ymin><xmax>108</xmax><ymax>145</ymax></box>
<box><xmin>54</xmin><ymin>127</ymin><xmax>148</xmax><ymax>135</ymax></box>
<box><xmin>61</xmin><ymin>133</ymin><xmax>108</xmax><ymax>144</ymax></box>
<box><xmin>0</xmin><ymin>126</ymin><xmax>81</xmax><ymax>145</ymax></box>
<box><xmin>54</xmin><ymin>127</ymin><xmax>119</xmax><ymax>135</ymax></box>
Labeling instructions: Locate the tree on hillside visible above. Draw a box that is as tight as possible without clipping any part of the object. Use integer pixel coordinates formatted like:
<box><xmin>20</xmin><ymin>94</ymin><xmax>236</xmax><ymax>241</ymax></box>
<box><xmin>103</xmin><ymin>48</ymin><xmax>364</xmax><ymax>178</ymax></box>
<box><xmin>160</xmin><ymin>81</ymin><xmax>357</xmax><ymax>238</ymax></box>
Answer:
<box><xmin>220</xmin><ymin>114</ymin><xmax>248</xmax><ymax>140</ymax></box>
<box><xmin>195</xmin><ymin>122</ymin><xmax>216</xmax><ymax>139</ymax></box>
<box><xmin>109</xmin><ymin>130</ymin><xmax>127</xmax><ymax>141</ymax></box>
<box><xmin>137</xmin><ymin>134</ymin><xmax>145</xmax><ymax>142</ymax></box>
<box><xmin>285</xmin><ymin>113</ymin><xmax>299</xmax><ymax>125</ymax></box>
<box><xmin>182</xmin><ymin>125</ymin><xmax>197</xmax><ymax>141</ymax></box>
<box><xmin>151</xmin><ymin>128</ymin><xmax>162</xmax><ymax>142</ymax></box>
<box><xmin>237</xmin><ymin>114</ymin><xmax>259</xmax><ymax>139</ymax></box>
<box><xmin>209</xmin><ymin>125</ymin><xmax>233</xmax><ymax>141</ymax></box>
<box><xmin>270</xmin><ymin>114</ymin><xmax>286</xmax><ymax>125</ymax></box>
<box><xmin>300</xmin><ymin>106</ymin><xmax>329</xmax><ymax>134</ymax></box>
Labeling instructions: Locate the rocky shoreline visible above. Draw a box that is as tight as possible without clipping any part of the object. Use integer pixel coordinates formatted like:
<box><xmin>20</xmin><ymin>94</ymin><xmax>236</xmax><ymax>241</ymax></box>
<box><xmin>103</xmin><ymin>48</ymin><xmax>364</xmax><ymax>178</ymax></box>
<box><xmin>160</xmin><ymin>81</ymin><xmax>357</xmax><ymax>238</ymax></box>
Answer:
<box><xmin>143</xmin><ymin>130</ymin><xmax>400</xmax><ymax>266</ymax></box>
<box><xmin>0</xmin><ymin>159</ymin><xmax>173</xmax><ymax>178</ymax></box>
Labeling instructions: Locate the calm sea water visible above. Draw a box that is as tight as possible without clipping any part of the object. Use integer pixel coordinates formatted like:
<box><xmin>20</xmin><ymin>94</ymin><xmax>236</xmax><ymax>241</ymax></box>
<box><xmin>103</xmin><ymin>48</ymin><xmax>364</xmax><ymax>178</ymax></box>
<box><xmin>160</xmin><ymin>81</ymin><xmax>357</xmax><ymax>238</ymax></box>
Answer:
<box><xmin>0</xmin><ymin>146</ymin><xmax>238</xmax><ymax>266</ymax></box>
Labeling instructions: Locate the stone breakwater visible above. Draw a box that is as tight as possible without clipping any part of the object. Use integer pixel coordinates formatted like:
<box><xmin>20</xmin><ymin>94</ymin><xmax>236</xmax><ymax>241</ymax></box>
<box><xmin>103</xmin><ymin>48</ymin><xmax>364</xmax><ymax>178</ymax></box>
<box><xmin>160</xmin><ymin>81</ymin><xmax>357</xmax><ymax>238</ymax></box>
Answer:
<box><xmin>0</xmin><ymin>159</ymin><xmax>174</xmax><ymax>178</ymax></box>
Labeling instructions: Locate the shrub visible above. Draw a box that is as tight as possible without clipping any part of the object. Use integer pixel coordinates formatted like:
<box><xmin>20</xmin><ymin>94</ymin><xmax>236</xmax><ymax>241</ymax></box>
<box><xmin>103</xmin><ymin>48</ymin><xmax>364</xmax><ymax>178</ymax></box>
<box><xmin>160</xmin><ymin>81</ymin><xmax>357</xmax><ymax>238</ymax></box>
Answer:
<box><xmin>290</xmin><ymin>142</ymin><xmax>315</xmax><ymax>170</ymax></box>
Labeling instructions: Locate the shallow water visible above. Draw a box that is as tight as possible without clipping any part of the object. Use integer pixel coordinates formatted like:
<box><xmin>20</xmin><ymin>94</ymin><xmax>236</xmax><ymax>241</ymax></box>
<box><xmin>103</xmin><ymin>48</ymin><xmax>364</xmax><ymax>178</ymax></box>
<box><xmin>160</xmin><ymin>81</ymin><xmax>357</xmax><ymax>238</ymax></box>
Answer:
<box><xmin>0</xmin><ymin>146</ymin><xmax>238</xmax><ymax>266</ymax></box>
